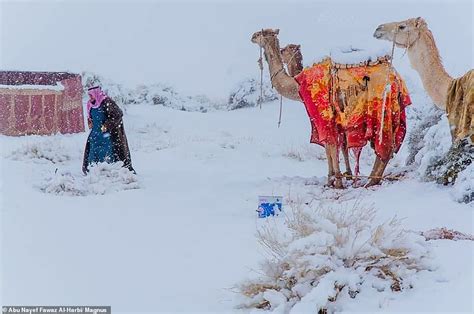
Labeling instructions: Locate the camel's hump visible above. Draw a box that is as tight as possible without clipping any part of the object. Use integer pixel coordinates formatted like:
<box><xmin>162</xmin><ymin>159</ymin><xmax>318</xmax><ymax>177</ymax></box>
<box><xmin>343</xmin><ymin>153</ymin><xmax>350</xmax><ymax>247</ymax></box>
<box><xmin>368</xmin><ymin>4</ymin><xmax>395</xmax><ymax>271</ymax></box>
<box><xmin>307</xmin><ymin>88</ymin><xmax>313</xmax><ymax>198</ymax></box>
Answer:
<box><xmin>312</xmin><ymin>45</ymin><xmax>391</xmax><ymax>65</ymax></box>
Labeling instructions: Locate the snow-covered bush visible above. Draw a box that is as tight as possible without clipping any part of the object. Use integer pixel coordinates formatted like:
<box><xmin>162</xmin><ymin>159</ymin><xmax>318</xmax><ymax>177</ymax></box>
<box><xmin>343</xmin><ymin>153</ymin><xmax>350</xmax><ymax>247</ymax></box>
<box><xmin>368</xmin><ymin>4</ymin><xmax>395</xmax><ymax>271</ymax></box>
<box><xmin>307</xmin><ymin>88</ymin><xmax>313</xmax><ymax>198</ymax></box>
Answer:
<box><xmin>425</xmin><ymin>138</ymin><xmax>473</xmax><ymax>182</ymax></box>
<box><xmin>82</xmin><ymin>72</ymin><xmax>280</xmax><ymax>112</ymax></box>
<box><xmin>127</xmin><ymin>84</ymin><xmax>224</xmax><ymax>112</ymax></box>
<box><xmin>9</xmin><ymin>141</ymin><xmax>71</xmax><ymax>164</ymax></box>
<box><xmin>405</xmin><ymin>102</ymin><xmax>473</xmax><ymax>203</ymax></box>
<box><xmin>228</xmin><ymin>78</ymin><xmax>278</xmax><ymax>110</ymax></box>
<box><xmin>412</xmin><ymin>115</ymin><xmax>452</xmax><ymax>175</ymax></box>
<box><xmin>450</xmin><ymin>162</ymin><xmax>474</xmax><ymax>203</ymax></box>
<box><xmin>405</xmin><ymin>106</ymin><xmax>444</xmax><ymax>166</ymax></box>
<box><xmin>38</xmin><ymin>162</ymin><xmax>139</xmax><ymax>196</ymax></box>
<box><xmin>39</xmin><ymin>170</ymin><xmax>85</xmax><ymax>196</ymax></box>
<box><xmin>81</xmin><ymin>71</ymin><xmax>130</xmax><ymax>107</ymax></box>
<box><xmin>82</xmin><ymin>72</ymin><xmax>226</xmax><ymax>112</ymax></box>
<box><xmin>236</xmin><ymin>199</ymin><xmax>433</xmax><ymax>313</ymax></box>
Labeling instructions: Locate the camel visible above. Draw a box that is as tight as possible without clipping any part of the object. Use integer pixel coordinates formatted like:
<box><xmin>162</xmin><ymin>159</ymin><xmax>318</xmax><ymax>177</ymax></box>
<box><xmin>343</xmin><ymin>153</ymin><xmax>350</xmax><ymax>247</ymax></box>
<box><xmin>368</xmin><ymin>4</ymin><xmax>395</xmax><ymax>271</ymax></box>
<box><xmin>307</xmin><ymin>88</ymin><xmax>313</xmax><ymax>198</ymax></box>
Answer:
<box><xmin>281</xmin><ymin>43</ymin><xmax>354</xmax><ymax>178</ymax></box>
<box><xmin>251</xmin><ymin>29</ymin><xmax>410</xmax><ymax>188</ymax></box>
<box><xmin>251</xmin><ymin>29</ymin><xmax>344</xmax><ymax>188</ymax></box>
<box><xmin>373</xmin><ymin>17</ymin><xmax>473</xmax><ymax>144</ymax></box>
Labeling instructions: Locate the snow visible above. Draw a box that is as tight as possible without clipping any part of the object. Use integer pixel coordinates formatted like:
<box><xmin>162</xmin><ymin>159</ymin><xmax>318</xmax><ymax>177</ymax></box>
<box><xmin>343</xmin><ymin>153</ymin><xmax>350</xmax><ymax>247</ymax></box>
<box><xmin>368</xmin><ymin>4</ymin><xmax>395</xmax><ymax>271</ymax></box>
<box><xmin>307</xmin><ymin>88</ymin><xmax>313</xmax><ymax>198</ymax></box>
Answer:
<box><xmin>1</xmin><ymin>101</ymin><xmax>472</xmax><ymax>313</ymax></box>
<box><xmin>452</xmin><ymin>163</ymin><xmax>474</xmax><ymax>203</ymax></box>
<box><xmin>1</xmin><ymin>0</ymin><xmax>473</xmax><ymax>313</ymax></box>
<box><xmin>38</xmin><ymin>163</ymin><xmax>140</xmax><ymax>196</ymax></box>
<box><xmin>311</xmin><ymin>46</ymin><xmax>391</xmax><ymax>65</ymax></box>
<box><xmin>0</xmin><ymin>83</ymin><xmax>64</xmax><ymax>91</ymax></box>
<box><xmin>81</xmin><ymin>72</ymin><xmax>278</xmax><ymax>112</ymax></box>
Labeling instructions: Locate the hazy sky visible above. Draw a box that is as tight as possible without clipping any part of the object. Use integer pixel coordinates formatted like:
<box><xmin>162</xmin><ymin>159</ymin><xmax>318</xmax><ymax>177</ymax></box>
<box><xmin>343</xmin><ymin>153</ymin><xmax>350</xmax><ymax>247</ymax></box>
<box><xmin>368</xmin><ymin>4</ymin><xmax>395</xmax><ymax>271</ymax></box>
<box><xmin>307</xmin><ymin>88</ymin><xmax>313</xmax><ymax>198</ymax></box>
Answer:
<box><xmin>1</xmin><ymin>0</ymin><xmax>472</xmax><ymax>98</ymax></box>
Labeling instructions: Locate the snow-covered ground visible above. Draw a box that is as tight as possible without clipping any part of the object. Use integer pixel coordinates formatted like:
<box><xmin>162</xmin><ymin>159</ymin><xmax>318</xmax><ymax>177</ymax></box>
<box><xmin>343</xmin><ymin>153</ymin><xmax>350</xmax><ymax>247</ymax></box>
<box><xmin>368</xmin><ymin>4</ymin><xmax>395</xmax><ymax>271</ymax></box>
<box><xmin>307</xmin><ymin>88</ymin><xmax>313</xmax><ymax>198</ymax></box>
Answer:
<box><xmin>1</xmin><ymin>97</ymin><xmax>473</xmax><ymax>312</ymax></box>
<box><xmin>1</xmin><ymin>0</ymin><xmax>473</xmax><ymax>312</ymax></box>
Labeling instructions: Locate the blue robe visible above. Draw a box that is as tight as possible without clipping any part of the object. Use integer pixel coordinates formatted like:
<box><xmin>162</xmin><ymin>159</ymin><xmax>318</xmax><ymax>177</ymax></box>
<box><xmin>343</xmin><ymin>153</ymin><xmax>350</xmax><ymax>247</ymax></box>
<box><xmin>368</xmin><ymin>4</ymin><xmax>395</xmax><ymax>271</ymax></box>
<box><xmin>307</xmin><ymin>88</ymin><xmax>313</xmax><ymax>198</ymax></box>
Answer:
<box><xmin>82</xmin><ymin>98</ymin><xmax>134</xmax><ymax>174</ymax></box>
<box><xmin>87</xmin><ymin>106</ymin><xmax>115</xmax><ymax>164</ymax></box>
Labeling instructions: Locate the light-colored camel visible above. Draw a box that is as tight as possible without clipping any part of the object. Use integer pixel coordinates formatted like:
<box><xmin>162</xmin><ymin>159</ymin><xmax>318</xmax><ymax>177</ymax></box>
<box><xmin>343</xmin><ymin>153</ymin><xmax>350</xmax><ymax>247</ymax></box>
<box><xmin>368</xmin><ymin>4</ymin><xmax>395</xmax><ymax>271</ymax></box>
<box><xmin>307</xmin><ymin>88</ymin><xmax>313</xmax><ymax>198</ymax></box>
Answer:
<box><xmin>251</xmin><ymin>29</ymin><xmax>394</xmax><ymax>188</ymax></box>
<box><xmin>374</xmin><ymin>17</ymin><xmax>473</xmax><ymax>143</ymax></box>
<box><xmin>374</xmin><ymin>17</ymin><xmax>451</xmax><ymax>109</ymax></box>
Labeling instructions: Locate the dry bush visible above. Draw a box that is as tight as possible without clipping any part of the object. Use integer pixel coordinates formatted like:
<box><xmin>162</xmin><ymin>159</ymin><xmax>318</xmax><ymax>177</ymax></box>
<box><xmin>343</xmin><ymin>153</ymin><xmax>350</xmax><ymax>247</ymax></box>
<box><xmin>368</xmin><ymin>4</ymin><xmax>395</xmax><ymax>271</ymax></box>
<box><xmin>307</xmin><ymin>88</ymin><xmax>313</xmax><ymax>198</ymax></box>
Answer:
<box><xmin>236</xmin><ymin>199</ymin><xmax>433</xmax><ymax>313</ymax></box>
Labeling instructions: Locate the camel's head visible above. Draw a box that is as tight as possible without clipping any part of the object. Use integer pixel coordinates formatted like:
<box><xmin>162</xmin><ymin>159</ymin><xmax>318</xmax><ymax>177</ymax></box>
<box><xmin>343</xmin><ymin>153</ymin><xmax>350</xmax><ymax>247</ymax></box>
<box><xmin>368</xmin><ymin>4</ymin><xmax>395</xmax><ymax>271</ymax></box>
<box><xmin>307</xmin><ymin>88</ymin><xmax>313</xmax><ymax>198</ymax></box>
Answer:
<box><xmin>373</xmin><ymin>17</ymin><xmax>427</xmax><ymax>48</ymax></box>
<box><xmin>251</xmin><ymin>28</ymin><xmax>280</xmax><ymax>47</ymax></box>
<box><xmin>280</xmin><ymin>44</ymin><xmax>301</xmax><ymax>64</ymax></box>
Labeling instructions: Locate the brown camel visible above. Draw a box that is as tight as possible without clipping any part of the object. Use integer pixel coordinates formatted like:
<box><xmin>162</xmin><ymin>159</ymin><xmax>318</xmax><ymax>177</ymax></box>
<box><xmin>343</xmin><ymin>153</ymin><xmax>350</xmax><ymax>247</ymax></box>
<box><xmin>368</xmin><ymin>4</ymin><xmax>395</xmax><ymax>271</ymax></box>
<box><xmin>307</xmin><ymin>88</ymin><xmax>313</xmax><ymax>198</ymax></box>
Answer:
<box><xmin>251</xmin><ymin>29</ymin><xmax>406</xmax><ymax>188</ymax></box>
<box><xmin>281</xmin><ymin>43</ymin><xmax>353</xmax><ymax>178</ymax></box>
<box><xmin>280</xmin><ymin>44</ymin><xmax>303</xmax><ymax>77</ymax></box>
<box><xmin>374</xmin><ymin>17</ymin><xmax>473</xmax><ymax>144</ymax></box>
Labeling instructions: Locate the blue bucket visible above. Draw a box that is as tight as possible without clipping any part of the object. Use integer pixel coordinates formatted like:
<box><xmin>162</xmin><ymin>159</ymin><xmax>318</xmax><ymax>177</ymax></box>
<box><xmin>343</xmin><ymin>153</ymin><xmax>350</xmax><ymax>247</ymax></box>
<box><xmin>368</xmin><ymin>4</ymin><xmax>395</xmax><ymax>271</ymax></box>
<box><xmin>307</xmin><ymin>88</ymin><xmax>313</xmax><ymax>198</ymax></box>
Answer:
<box><xmin>257</xmin><ymin>196</ymin><xmax>283</xmax><ymax>218</ymax></box>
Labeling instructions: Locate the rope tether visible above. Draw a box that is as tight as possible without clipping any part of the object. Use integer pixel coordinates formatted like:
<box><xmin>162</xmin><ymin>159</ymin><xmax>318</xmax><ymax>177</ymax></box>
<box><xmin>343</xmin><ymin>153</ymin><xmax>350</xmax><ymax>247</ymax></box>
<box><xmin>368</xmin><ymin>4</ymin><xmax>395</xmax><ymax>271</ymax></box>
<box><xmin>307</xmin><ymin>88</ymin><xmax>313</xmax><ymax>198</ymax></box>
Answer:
<box><xmin>378</xmin><ymin>30</ymin><xmax>398</xmax><ymax>144</ymax></box>
<box><xmin>257</xmin><ymin>30</ymin><xmax>264</xmax><ymax>110</ymax></box>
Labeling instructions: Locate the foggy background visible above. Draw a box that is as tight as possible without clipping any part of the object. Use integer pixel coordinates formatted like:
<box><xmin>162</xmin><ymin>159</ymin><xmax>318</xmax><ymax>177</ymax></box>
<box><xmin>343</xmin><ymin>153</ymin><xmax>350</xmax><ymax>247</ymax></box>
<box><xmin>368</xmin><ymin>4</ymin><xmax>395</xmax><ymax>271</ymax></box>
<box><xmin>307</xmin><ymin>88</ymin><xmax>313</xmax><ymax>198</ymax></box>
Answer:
<box><xmin>1</xmin><ymin>0</ymin><xmax>472</xmax><ymax>98</ymax></box>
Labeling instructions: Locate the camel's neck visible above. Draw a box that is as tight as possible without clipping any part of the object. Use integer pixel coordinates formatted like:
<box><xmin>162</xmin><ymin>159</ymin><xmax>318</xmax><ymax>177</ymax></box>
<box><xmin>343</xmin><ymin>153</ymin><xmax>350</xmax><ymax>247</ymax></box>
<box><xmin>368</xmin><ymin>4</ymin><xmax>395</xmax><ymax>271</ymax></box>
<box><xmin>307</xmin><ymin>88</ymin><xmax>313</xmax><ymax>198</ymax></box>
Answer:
<box><xmin>260</xmin><ymin>37</ymin><xmax>300</xmax><ymax>101</ymax></box>
<box><xmin>407</xmin><ymin>30</ymin><xmax>453</xmax><ymax>110</ymax></box>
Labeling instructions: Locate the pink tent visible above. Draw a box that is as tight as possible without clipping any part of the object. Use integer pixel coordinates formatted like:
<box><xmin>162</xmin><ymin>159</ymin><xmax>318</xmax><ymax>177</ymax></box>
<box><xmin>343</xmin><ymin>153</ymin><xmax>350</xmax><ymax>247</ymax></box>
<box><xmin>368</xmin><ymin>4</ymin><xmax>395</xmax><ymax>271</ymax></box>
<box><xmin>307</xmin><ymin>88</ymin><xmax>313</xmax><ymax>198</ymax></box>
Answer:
<box><xmin>0</xmin><ymin>71</ymin><xmax>84</xmax><ymax>136</ymax></box>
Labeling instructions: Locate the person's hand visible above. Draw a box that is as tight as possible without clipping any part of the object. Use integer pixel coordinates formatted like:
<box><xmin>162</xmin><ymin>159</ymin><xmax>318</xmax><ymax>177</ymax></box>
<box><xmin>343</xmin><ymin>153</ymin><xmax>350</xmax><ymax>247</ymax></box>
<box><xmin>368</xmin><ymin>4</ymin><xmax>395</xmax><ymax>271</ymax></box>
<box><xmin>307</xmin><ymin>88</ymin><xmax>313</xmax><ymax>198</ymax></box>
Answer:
<box><xmin>87</xmin><ymin>118</ymin><xmax>92</xmax><ymax>129</ymax></box>
<box><xmin>101</xmin><ymin>125</ymin><xmax>107</xmax><ymax>133</ymax></box>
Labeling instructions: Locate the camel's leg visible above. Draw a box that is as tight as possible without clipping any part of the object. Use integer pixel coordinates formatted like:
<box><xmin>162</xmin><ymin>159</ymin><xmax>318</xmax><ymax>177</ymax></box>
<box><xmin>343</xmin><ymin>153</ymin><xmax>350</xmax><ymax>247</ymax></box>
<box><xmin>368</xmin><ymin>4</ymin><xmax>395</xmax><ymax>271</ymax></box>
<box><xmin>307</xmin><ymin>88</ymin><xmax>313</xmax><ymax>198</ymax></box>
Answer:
<box><xmin>325</xmin><ymin>146</ymin><xmax>335</xmax><ymax>187</ymax></box>
<box><xmin>327</xmin><ymin>144</ymin><xmax>344</xmax><ymax>189</ymax></box>
<box><xmin>365</xmin><ymin>156</ymin><xmax>389</xmax><ymax>187</ymax></box>
<box><xmin>342</xmin><ymin>140</ymin><xmax>352</xmax><ymax>178</ymax></box>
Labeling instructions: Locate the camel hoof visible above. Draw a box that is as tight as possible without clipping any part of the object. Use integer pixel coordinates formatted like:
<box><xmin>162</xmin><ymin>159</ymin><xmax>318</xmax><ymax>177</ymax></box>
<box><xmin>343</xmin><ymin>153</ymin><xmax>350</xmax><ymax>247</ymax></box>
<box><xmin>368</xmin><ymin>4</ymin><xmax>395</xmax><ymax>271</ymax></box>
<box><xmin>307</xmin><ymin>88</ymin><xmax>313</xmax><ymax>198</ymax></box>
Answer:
<box><xmin>352</xmin><ymin>179</ymin><xmax>362</xmax><ymax>188</ymax></box>
<box><xmin>364</xmin><ymin>179</ymin><xmax>381</xmax><ymax>188</ymax></box>
<box><xmin>343</xmin><ymin>171</ymin><xmax>353</xmax><ymax>180</ymax></box>
<box><xmin>327</xmin><ymin>175</ymin><xmax>335</xmax><ymax>187</ymax></box>
<box><xmin>334</xmin><ymin>179</ymin><xmax>344</xmax><ymax>189</ymax></box>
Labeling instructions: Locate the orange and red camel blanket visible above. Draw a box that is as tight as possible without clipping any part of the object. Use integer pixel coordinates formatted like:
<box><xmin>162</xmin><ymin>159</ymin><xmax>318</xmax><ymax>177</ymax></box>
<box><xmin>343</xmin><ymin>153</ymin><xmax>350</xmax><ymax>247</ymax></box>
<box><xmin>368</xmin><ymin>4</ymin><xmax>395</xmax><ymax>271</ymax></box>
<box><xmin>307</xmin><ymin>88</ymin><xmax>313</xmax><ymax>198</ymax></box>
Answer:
<box><xmin>295</xmin><ymin>58</ymin><xmax>411</xmax><ymax>161</ymax></box>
